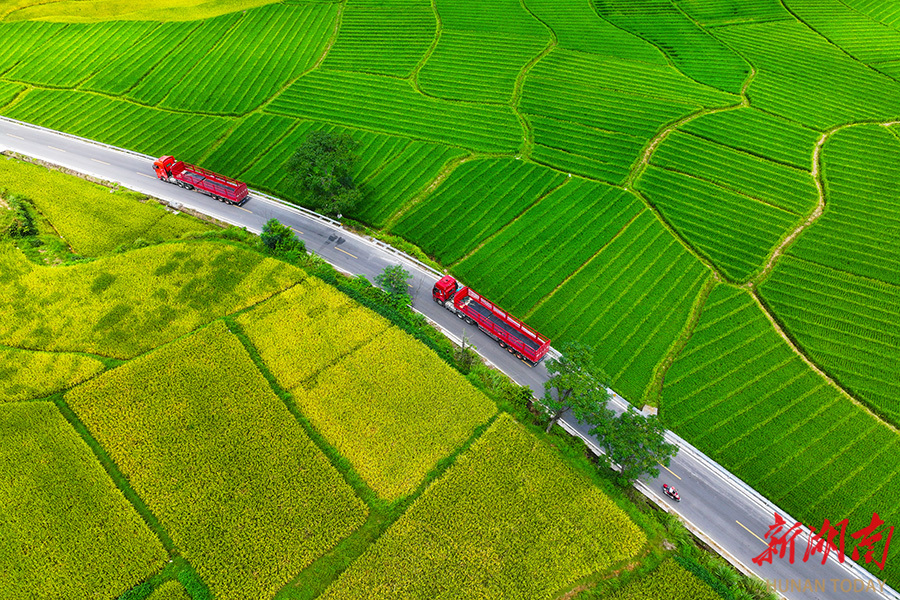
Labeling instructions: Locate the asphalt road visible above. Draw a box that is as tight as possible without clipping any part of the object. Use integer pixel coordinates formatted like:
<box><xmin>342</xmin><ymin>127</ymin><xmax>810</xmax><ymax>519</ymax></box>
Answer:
<box><xmin>1</xmin><ymin>116</ymin><xmax>894</xmax><ymax>600</ymax></box>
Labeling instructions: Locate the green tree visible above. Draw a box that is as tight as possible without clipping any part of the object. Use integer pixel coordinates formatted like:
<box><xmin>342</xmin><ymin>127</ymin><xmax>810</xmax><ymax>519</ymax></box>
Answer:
<box><xmin>374</xmin><ymin>264</ymin><xmax>411</xmax><ymax>297</ymax></box>
<box><xmin>589</xmin><ymin>409</ymin><xmax>678</xmax><ymax>484</ymax></box>
<box><xmin>541</xmin><ymin>342</ymin><xmax>610</xmax><ymax>433</ymax></box>
<box><xmin>284</xmin><ymin>131</ymin><xmax>360</xmax><ymax>216</ymax></box>
<box><xmin>260</xmin><ymin>218</ymin><xmax>305</xmax><ymax>254</ymax></box>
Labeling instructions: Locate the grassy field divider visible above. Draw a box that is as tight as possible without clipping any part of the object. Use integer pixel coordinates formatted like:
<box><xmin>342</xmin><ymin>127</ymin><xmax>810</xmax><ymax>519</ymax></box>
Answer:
<box><xmin>49</xmin><ymin>394</ymin><xmax>177</xmax><ymax>551</ymax></box>
<box><xmin>382</xmin><ymin>152</ymin><xmax>472</xmax><ymax>230</ymax></box>
<box><xmin>511</xmin><ymin>1</ymin><xmax>558</xmax><ymax>159</ymax></box>
<box><xmin>408</xmin><ymin>0</ymin><xmax>442</xmax><ymax>94</ymax></box>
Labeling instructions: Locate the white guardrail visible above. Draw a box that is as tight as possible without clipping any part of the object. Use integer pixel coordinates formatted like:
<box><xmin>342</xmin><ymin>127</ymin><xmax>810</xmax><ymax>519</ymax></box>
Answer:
<box><xmin>4</xmin><ymin>115</ymin><xmax>896</xmax><ymax>600</ymax></box>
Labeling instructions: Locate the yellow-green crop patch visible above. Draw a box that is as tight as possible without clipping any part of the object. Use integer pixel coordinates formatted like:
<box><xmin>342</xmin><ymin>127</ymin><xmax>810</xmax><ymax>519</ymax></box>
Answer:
<box><xmin>0</xmin><ymin>241</ymin><xmax>302</xmax><ymax>358</ymax></box>
<box><xmin>66</xmin><ymin>321</ymin><xmax>368</xmax><ymax>600</ymax></box>
<box><xmin>599</xmin><ymin>559</ymin><xmax>722</xmax><ymax>600</ymax></box>
<box><xmin>322</xmin><ymin>414</ymin><xmax>646</xmax><ymax>599</ymax></box>
<box><xmin>0</xmin><ymin>156</ymin><xmax>212</xmax><ymax>256</ymax></box>
<box><xmin>236</xmin><ymin>277</ymin><xmax>392</xmax><ymax>389</ymax></box>
<box><xmin>238</xmin><ymin>279</ymin><xmax>497</xmax><ymax>500</ymax></box>
<box><xmin>0</xmin><ymin>402</ymin><xmax>166</xmax><ymax>599</ymax></box>
<box><xmin>293</xmin><ymin>326</ymin><xmax>497</xmax><ymax>499</ymax></box>
<box><xmin>0</xmin><ymin>346</ymin><xmax>104</xmax><ymax>401</ymax></box>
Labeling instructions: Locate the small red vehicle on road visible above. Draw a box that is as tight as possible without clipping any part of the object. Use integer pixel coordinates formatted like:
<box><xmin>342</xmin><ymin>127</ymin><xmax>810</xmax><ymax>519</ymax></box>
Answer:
<box><xmin>153</xmin><ymin>155</ymin><xmax>248</xmax><ymax>206</ymax></box>
<box><xmin>432</xmin><ymin>275</ymin><xmax>551</xmax><ymax>366</ymax></box>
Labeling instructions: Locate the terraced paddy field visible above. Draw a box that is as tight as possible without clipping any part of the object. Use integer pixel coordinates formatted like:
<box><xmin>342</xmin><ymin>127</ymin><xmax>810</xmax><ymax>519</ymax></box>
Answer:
<box><xmin>1</xmin><ymin>0</ymin><xmax>900</xmax><ymax>590</ymax></box>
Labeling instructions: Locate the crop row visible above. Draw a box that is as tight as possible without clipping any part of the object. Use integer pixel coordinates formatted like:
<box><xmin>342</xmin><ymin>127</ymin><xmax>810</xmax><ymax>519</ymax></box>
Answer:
<box><xmin>201</xmin><ymin>113</ymin><xmax>296</xmax><ymax>178</ymax></box>
<box><xmin>790</xmin><ymin>125</ymin><xmax>900</xmax><ymax>286</ymax></box>
<box><xmin>844</xmin><ymin>0</ymin><xmax>900</xmax><ymax>26</ymax></box>
<box><xmin>637</xmin><ymin>165</ymin><xmax>799</xmax><ymax>282</ymax></box>
<box><xmin>356</xmin><ymin>141</ymin><xmax>467</xmax><ymax>226</ymax></box>
<box><xmin>715</xmin><ymin>21</ymin><xmax>900</xmax><ymax>128</ymax></box>
<box><xmin>0</xmin><ymin>347</ymin><xmax>104</xmax><ymax>403</ymax></box>
<box><xmin>160</xmin><ymin>3</ymin><xmax>339</xmax><ymax>114</ymax></box>
<box><xmin>530</xmin><ymin>210</ymin><xmax>709</xmax><ymax>402</ymax></box>
<box><xmin>651</xmin><ymin>130</ymin><xmax>818</xmax><ymax>215</ymax></box>
<box><xmin>523</xmin><ymin>0</ymin><xmax>668</xmax><ymax>60</ymax></box>
<box><xmin>760</xmin><ymin>256</ymin><xmax>900</xmax><ymax>423</ymax></box>
<box><xmin>66</xmin><ymin>321</ymin><xmax>368</xmax><ymax>600</ymax></box>
<box><xmin>1</xmin><ymin>402</ymin><xmax>166</xmax><ymax>598</ymax></box>
<box><xmin>662</xmin><ymin>284</ymin><xmax>900</xmax><ymax>583</ymax></box>
<box><xmin>0</xmin><ymin>21</ymin><xmax>65</xmax><ymax>74</ymax></box>
<box><xmin>786</xmin><ymin>0</ymin><xmax>900</xmax><ymax>65</ymax></box>
<box><xmin>528</xmin><ymin>115</ymin><xmax>645</xmax><ymax>183</ymax></box>
<box><xmin>454</xmin><ymin>179</ymin><xmax>643</xmax><ymax>316</ymax></box>
<box><xmin>519</xmin><ymin>49</ymin><xmax>734</xmax><ymax>183</ymax></box>
<box><xmin>0</xmin><ymin>241</ymin><xmax>301</xmax><ymax>358</ymax></box>
<box><xmin>424</xmin><ymin>0</ymin><xmax>549</xmax><ymax>101</ymax></box>
<box><xmin>3</xmin><ymin>89</ymin><xmax>231</xmax><ymax>163</ymax></box>
<box><xmin>267</xmin><ymin>70</ymin><xmax>523</xmax><ymax>153</ymax></box>
<box><xmin>5</xmin><ymin>21</ymin><xmax>156</xmax><ymax>88</ymax></box>
<box><xmin>592</xmin><ymin>0</ymin><xmax>750</xmax><ymax>93</ymax></box>
<box><xmin>320</xmin><ymin>414</ymin><xmax>646</xmax><ymax>599</ymax></box>
<box><xmin>126</xmin><ymin>12</ymin><xmax>242</xmax><ymax>106</ymax></box>
<box><xmin>676</xmin><ymin>0</ymin><xmax>793</xmax><ymax>26</ymax></box>
<box><xmin>419</xmin><ymin>31</ymin><xmax>546</xmax><ymax>103</ymax></box>
<box><xmin>0</xmin><ymin>155</ymin><xmax>210</xmax><ymax>256</ymax></box>
<box><xmin>681</xmin><ymin>107</ymin><xmax>822</xmax><ymax>170</ymax></box>
<box><xmin>82</xmin><ymin>20</ymin><xmax>199</xmax><ymax>95</ymax></box>
<box><xmin>293</xmin><ymin>326</ymin><xmax>497</xmax><ymax>499</ymax></box>
<box><xmin>392</xmin><ymin>157</ymin><xmax>567</xmax><ymax>263</ymax></box>
<box><xmin>322</xmin><ymin>0</ymin><xmax>435</xmax><ymax>77</ymax></box>
<box><xmin>606</xmin><ymin>559</ymin><xmax>721</xmax><ymax>600</ymax></box>
<box><xmin>236</xmin><ymin>278</ymin><xmax>392</xmax><ymax>391</ymax></box>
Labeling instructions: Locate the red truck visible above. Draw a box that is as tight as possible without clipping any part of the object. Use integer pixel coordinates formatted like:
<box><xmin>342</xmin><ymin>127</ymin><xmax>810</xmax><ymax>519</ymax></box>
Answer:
<box><xmin>153</xmin><ymin>155</ymin><xmax>248</xmax><ymax>206</ymax></box>
<box><xmin>432</xmin><ymin>275</ymin><xmax>551</xmax><ymax>366</ymax></box>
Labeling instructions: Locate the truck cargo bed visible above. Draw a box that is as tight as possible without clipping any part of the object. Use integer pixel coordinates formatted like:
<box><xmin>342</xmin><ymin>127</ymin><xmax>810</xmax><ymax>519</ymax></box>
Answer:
<box><xmin>459</xmin><ymin>293</ymin><xmax>542</xmax><ymax>352</ymax></box>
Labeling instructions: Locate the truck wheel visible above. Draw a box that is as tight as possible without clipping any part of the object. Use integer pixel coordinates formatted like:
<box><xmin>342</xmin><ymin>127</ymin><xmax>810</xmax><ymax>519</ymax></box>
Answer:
<box><xmin>498</xmin><ymin>341</ymin><xmax>507</xmax><ymax>349</ymax></box>
<box><xmin>515</xmin><ymin>352</ymin><xmax>524</xmax><ymax>361</ymax></box>
<box><xmin>465</xmin><ymin>317</ymin><xmax>475</xmax><ymax>326</ymax></box>
<box><xmin>456</xmin><ymin>312</ymin><xmax>466</xmax><ymax>320</ymax></box>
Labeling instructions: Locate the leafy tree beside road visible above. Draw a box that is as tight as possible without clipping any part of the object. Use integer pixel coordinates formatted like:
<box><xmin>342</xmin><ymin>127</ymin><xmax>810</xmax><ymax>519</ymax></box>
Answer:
<box><xmin>541</xmin><ymin>341</ymin><xmax>678</xmax><ymax>484</ymax></box>
<box><xmin>541</xmin><ymin>341</ymin><xmax>609</xmax><ymax>433</ymax></box>
<box><xmin>591</xmin><ymin>409</ymin><xmax>678</xmax><ymax>484</ymax></box>
<box><xmin>285</xmin><ymin>131</ymin><xmax>360</xmax><ymax>217</ymax></box>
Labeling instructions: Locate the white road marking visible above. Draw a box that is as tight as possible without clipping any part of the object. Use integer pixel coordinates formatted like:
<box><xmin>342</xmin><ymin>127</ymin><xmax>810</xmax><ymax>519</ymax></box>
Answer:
<box><xmin>47</xmin><ymin>145</ymin><xmax>66</xmax><ymax>152</ymax></box>
<box><xmin>91</xmin><ymin>158</ymin><xmax>110</xmax><ymax>165</ymax></box>
<box><xmin>6</xmin><ymin>133</ymin><xmax>24</xmax><ymax>140</ymax></box>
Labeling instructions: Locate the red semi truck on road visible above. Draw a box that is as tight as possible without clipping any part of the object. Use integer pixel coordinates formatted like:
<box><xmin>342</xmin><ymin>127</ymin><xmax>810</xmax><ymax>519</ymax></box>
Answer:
<box><xmin>153</xmin><ymin>155</ymin><xmax>248</xmax><ymax>206</ymax></box>
<box><xmin>432</xmin><ymin>275</ymin><xmax>551</xmax><ymax>366</ymax></box>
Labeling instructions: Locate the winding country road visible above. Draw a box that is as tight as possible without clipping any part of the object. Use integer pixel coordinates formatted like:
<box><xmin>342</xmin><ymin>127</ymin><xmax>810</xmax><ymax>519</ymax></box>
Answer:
<box><xmin>1</xmin><ymin>116</ymin><xmax>894</xmax><ymax>600</ymax></box>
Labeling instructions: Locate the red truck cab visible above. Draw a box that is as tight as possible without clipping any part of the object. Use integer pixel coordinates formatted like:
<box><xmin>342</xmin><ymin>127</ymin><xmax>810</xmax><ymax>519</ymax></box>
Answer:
<box><xmin>153</xmin><ymin>155</ymin><xmax>177</xmax><ymax>179</ymax></box>
<box><xmin>432</xmin><ymin>275</ymin><xmax>459</xmax><ymax>303</ymax></box>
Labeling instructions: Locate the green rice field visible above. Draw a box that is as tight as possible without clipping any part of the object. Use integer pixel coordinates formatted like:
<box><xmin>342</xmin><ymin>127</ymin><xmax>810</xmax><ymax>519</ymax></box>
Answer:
<box><xmin>2</xmin><ymin>0</ymin><xmax>900</xmax><ymax>592</ymax></box>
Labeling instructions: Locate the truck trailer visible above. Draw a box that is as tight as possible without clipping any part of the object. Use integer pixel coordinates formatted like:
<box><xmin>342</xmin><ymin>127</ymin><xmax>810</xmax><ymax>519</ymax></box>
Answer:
<box><xmin>432</xmin><ymin>275</ymin><xmax>551</xmax><ymax>366</ymax></box>
<box><xmin>153</xmin><ymin>155</ymin><xmax>249</xmax><ymax>206</ymax></box>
